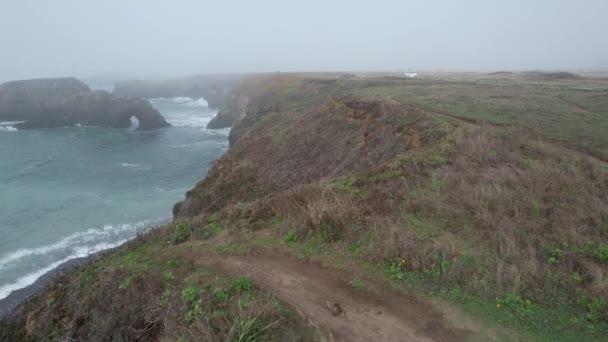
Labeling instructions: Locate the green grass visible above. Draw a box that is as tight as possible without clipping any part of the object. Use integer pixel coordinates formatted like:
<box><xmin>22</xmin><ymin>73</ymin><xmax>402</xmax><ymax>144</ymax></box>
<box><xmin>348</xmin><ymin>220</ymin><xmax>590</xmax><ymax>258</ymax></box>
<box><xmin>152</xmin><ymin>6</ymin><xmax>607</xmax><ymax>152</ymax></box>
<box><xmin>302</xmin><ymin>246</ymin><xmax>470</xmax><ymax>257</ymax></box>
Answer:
<box><xmin>403</xmin><ymin>213</ymin><xmax>446</xmax><ymax>239</ymax></box>
<box><xmin>3</xmin><ymin>234</ymin><xmax>316</xmax><ymax>341</ymax></box>
<box><xmin>441</xmin><ymin>288</ymin><xmax>608</xmax><ymax>341</ymax></box>
<box><xmin>350</xmin><ymin>82</ymin><xmax>608</xmax><ymax>159</ymax></box>
<box><xmin>283</xmin><ymin>231</ymin><xmax>298</xmax><ymax>243</ymax></box>
<box><xmin>349</xmin><ymin>278</ymin><xmax>366</xmax><ymax>290</ymax></box>
<box><xmin>247</xmin><ymin>216</ymin><xmax>608</xmax><ymax>341</ymax></box>
<box><xmin>230</xmin><ymin>276</ymin><xmax>255</xmax><ymax>292</ymax></box>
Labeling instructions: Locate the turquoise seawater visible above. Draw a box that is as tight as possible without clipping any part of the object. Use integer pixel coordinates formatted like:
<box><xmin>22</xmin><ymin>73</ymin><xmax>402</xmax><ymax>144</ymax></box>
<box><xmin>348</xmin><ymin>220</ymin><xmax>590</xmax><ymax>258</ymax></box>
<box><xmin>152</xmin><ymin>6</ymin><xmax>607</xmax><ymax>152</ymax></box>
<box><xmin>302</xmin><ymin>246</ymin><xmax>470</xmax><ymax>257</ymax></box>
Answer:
<box><xmin>0</xmin><ymin>97</ymin><xmax>228</xmax><ymax>301</ymax></box>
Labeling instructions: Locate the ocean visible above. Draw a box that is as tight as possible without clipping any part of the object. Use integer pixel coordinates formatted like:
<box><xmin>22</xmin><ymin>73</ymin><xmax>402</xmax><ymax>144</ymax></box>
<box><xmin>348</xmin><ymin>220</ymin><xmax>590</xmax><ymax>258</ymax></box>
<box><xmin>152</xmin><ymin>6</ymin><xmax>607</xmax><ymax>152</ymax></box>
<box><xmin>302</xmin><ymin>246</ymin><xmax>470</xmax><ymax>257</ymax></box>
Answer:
<box><xmin>0</xmin><ymin>96</ymin><xmax>228</xmax><ymax>310</ymax></box>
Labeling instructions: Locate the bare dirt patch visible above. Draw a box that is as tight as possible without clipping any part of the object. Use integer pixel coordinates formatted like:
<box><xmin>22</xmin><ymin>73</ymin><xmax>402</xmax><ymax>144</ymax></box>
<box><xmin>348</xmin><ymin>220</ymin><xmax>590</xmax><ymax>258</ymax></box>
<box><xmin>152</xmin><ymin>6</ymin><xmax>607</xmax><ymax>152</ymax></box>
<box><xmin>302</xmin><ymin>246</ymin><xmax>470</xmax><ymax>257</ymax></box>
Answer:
<box><xmin>195</xmin><ymin>252</ymin><xmax>470</xmax><ymax>342</ymax></box>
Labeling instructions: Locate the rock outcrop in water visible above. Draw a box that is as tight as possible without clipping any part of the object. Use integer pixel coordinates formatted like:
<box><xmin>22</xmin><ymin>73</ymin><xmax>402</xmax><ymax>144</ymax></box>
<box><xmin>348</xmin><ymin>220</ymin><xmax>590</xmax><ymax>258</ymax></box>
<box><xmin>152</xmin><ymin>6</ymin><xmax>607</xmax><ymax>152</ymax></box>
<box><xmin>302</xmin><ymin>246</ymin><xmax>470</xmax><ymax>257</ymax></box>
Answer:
<box><xmin>0</xmin><ymin>78</ymin><xmax>90</xmax><ymax>121</ymax></box>
<box><xmin>205</xmin><ymin>75</ymin><xmax>286</xmax><ymax>133</ymax></box>
<box><xmin>0</xmin><ymin>78</ymin><xmax>170</xmax><ymax>130</ymax></box>
<box><xmin>112</xmin><ymin>74</ymin><xmax>242</xmax><ymax>110</ymax></box>
<box><xmin>206</xmin><ymin>88</ymin><xmax>250</xmax><ymax>129</ymax></box>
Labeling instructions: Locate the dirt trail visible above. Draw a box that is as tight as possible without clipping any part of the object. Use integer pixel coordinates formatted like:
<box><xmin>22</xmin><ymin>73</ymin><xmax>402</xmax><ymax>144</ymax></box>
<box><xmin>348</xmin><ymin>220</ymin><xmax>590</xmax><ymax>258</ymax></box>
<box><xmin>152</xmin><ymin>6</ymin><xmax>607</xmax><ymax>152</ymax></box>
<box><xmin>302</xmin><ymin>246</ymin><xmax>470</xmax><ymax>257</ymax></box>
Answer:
<box><xmin>196</xmin><ymin>253</ymin><xmax>470</xmax><ymax>342</ymax></box>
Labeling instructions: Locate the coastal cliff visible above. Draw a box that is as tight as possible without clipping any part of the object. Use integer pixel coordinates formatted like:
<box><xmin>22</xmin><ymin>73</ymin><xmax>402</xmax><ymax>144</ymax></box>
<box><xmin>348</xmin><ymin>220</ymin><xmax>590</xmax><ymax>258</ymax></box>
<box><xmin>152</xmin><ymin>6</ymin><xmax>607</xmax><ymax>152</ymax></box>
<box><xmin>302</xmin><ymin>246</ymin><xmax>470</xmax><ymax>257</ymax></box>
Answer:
<box><xmin>0</xmin><ymin>78</ymin><xmax>170</xmax><ymax>130</ymax></box>
<box><xmin>2</xmin><ymin>74</ymin><xmax>608</xmax><ymax>341</ymax></box>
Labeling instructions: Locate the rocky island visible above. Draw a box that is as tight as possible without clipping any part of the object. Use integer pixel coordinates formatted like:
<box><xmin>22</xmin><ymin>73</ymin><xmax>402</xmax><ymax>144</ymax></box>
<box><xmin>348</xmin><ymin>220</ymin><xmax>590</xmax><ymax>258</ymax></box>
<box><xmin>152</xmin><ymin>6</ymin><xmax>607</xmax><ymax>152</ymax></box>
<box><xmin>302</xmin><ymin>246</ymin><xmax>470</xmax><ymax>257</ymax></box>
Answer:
<box><xmin>0</xmin><ymin>77</ymin><xmax>170</xmax><ymax>130</ymax></box>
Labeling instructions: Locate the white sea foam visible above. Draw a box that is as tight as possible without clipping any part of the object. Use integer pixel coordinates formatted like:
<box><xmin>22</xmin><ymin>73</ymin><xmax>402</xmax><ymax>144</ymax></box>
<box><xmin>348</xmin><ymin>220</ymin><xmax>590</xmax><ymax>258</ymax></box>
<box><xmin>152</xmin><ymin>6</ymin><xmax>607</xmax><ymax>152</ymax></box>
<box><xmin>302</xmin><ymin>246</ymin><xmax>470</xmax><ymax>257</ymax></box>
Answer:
<box><xmin>169</xmin><ymin>97</ymin><xmax>208</xmax><ymax>107</ymax></box>
<box><xmin>205</xmin><ymin>127</ymin><xmax>231</xmax><ymax>136</ymax></box>
<box><xmin>171</xmin><ymin>97</ymin><xmax>195</xmax><ymax>103</ymax></box>
<box><xmin>118</xmin><ymin>162</ymin><xmax>150</xmax><ymax>170</ymax></box>
<box><xmin>0</xmin><ymin>222</ymin><xmax>150</xmax><ymax>270</ymax></box>
<box><xmin>150</xmin><ymin>97</ymin><xmax>209</xmax><ymax>108</ymax></box>
<box><xmin>164</xmin><ymin>110</ymin><xmax>218</xmax><ymax>128</ymax></box>
<box><xmin>128</xmin><ymin>116</ymin><xmax>140</xmax><ymax>130</ymax></box>
<box><xmin>0</xmin><ymin>121</ymin><xmax>23</xmax><ymax>131</ymax></box>
<box><xmin>0</xmin><ymin>240</ymin><xmax>128</xmax><ymax>300</ymax></box>
<box><xmin>0</xmin><ymin>219</ymin><xmax>164</xmax><ymax>300</ymax></box>
<box><xmin>185</xmin><ymin>98</ymin><xmax>209</xmax><ymax>107</ymax></box>
<box><xmin>149</xmin><ymin>97</ymin><xmax>216</xmax><ymax>128</ymax></box>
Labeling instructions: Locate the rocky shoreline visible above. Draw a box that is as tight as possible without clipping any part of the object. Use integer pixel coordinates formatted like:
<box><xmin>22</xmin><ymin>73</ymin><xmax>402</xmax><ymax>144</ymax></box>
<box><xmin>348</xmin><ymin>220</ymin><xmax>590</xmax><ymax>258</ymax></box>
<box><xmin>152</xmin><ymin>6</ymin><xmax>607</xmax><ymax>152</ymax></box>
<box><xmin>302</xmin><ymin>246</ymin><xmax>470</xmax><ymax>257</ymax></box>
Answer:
<box><xmin>0</xmin><ymin>225</ymin><xmax>164</xmax><ymax>320</ymax></box>
<box><xmin>0</xmin><ymin>255</ymin><xmax>97</xmax><ymax>319</ymax></box>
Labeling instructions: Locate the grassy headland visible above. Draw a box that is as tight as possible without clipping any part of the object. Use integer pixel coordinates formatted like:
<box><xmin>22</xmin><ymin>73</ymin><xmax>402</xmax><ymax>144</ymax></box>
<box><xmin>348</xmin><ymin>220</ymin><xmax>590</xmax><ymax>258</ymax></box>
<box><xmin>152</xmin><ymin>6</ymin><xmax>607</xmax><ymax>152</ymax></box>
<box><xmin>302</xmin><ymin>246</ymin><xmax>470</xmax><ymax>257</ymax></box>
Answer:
<box><xmin>2</xmin><ymin>72</ymin><xmax>608</xmax><ymax>341</ymax></box>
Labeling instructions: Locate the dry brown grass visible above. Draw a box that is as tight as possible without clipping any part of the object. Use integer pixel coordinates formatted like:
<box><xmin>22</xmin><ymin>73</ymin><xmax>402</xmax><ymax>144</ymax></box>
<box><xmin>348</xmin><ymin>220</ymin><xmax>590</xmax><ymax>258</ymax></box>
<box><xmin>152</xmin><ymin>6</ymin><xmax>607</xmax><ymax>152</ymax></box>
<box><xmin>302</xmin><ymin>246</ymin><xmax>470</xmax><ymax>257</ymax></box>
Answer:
<box><xmin>177</xmin><ymin>76</ymin><xmax>608</xmax><ymax>313</ymax></box>
<box><xmin>247</xmin><ymin>122</ymin><xmax>608</xmax><ymax>308</ymax></box>
<box><xmin>271</xmin><ymin>184</ymin><xmax>362</xmax><ymax>242</ymax></box>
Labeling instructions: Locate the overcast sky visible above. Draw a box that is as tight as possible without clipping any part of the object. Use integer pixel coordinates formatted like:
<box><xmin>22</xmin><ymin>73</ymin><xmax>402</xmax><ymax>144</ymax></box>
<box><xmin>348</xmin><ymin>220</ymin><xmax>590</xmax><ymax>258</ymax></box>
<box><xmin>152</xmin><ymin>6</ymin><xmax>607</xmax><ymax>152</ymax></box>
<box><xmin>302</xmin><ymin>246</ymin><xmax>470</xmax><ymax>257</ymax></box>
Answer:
<box><xmin>1</xmin><ymin>0</ymin><xmax>607</xmax><ymax>81</ymax></box>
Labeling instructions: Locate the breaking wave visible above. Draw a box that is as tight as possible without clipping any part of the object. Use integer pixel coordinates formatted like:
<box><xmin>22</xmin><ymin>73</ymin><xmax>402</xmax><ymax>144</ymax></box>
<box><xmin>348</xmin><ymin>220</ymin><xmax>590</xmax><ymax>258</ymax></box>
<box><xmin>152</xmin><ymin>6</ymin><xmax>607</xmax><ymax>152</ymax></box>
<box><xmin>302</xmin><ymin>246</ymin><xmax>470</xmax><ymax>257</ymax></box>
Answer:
<box><xmin>149</xmin><ymin>97</ymin><xmax>218</xmax><ymax>128</ymax></box>
<box><xmin>0</xmin><ymin>121</ymin><xmax>23</xmax><ymax>132</ymax></box>
<box><xmin>150</xmin><ymin>97</ymin><xmax>208</xmax><ymax>108</ymax></box>
<box><xmin>0</xmin><ymin>219</ymin><xmax>165</xmax><ymax>300</ymax></box>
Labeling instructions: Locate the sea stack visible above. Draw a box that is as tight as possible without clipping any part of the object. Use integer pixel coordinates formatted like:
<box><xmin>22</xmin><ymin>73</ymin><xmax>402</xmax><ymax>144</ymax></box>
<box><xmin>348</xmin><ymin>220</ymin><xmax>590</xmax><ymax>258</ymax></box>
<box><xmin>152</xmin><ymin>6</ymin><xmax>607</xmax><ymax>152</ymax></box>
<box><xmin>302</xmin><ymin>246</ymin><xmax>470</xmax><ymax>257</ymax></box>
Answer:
<box><xmin>0</xmin><ymin>78</ymin><xmax>170</xmax><ymax>130</ymax></box>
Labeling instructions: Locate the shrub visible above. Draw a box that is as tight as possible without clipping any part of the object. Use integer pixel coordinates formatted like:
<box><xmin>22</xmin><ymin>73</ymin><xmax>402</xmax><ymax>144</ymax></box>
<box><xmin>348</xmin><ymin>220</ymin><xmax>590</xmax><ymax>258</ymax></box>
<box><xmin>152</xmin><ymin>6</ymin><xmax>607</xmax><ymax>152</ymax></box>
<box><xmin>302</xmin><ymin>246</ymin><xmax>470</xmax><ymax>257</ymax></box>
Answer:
<box><xmin>163</xmin><ymin>271</ymin><xmax>175</xmax><ymax>282</ymax></box>
<box><xmin>594</xmin><ymin>244</ymin><xmax>608</xmax><ymax>263</ymax></box>
<box><xmin>387</xmin><ymin>258</ymin><xmax>406</xmax><ymax>280</ymax></box>
<box><xmin>547</xmin><ymin>247</ymin><xmax>565</xmax><ymax>265</ymax></box>
<box><xmin>118</xmin><ymin>276</ymin><xmax>133</xmax><ymax>290</ymax></box>
<box><xmin>571</xmin><ymin>272</ymin><xmax>583</xmax><ymax>284</ymax></box>
<box><xmin>182</xmin><ymin>286</ymin><xmax>199</xmax><ymax>304</ymax></box>
<box><xmin>182</xmin><ymin>285</ymin><xmax>202</xmax><ymax>323</ymax></box>
<box><xmin>207</xmin><ymin>214</ymin><xmax>224</xmax><ymax>234</ymax></box>
<box><xmin>349</xmin><ymin>278</ymin><xmax>366</xmax><ymax>289</ymax></box>
<box><xmin>231</xmin><ymin>276</ymin><xmax>254</xmax><ymax>292</ymax></box>
<box><xmin>284</xmin><ymin>231</ymin><xmax>297</xmax><ymax>243</ymax></box>
<box><xmin>496</xmin><ymin>292</ymin><xmax>533</xmax><ymax>316</ymax></box>
<box><xmin>577</xmin><ymin>296</ymin><xmax>608</xmax><ymax>323</ymax></box>
<box><xmin>213</xmin><ymin>287</ymin><xmax>229</xmax><ymax>303</ymax></box>
<box><xmin>172</xmin><ymin>222</ymin><xmax>191</xmax><ymax>244</ymax></box>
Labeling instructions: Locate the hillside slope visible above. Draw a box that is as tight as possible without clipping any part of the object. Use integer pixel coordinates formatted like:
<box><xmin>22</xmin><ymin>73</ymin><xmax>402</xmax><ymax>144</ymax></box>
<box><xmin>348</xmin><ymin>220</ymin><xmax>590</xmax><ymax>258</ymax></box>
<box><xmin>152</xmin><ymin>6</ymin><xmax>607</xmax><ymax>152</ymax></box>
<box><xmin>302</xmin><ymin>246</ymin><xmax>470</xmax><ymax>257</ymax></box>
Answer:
<box><xmin>2</xmin><ymin>74</ymin><xmax>608</xmax><ymax>341</ymax></box>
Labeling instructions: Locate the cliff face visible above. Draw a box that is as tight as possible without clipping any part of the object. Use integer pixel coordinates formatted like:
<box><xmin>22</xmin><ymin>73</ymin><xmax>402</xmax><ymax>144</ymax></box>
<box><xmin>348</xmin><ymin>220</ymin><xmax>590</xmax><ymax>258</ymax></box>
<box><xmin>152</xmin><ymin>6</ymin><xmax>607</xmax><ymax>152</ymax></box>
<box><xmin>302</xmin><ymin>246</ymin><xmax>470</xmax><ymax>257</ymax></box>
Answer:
<box><xmin>206</xmin><ymin>75</ymin><xmax>340</xmax><ymax>145</ymax></box>
<box><xmin>173</xmin><ymin>75</ymin><xmax>429</xmax><ymax>217</ymax></box>
<box><xmin>15</xmin><ymin>90</ymin><xmax>170</xmax><ymax>130</ymax></box>
<box><xmin>205</xmin><ymin>90</ymin><xmax>250</xmax><ymax>129</ymax></box>
<box><xmin>0</xmin><ymin>78</ymin><xmax>90</xmax><ymax>121</ymax></box>
<box><xmin>112</xmin><ymin>74</ymin><xmax>242</xmax><ymax>110</ymax></box>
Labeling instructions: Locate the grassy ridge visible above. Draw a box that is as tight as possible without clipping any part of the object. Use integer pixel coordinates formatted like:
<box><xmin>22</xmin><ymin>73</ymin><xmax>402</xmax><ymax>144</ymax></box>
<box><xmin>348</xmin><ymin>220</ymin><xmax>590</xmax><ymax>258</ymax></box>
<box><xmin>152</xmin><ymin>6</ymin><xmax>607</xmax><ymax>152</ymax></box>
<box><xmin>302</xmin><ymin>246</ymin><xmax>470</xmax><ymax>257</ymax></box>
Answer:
<box><xmin>0</xmin><ymin>230</ymin><xmax>315</xmax><ymax>341</ymax></box>
<box><xmin>3</xmin><ymin>74</ymin><xmax>608</xmax><ymax>341</ymax></box>
<box><xmin>348</xmin><ymin>79</ymin><xmax>608</xmax><ymax>160</ymax></box>
<box><xmin>175</xmin><ymin>76</ymin><xmax>608</xmax><ymax>339</ymax></box>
